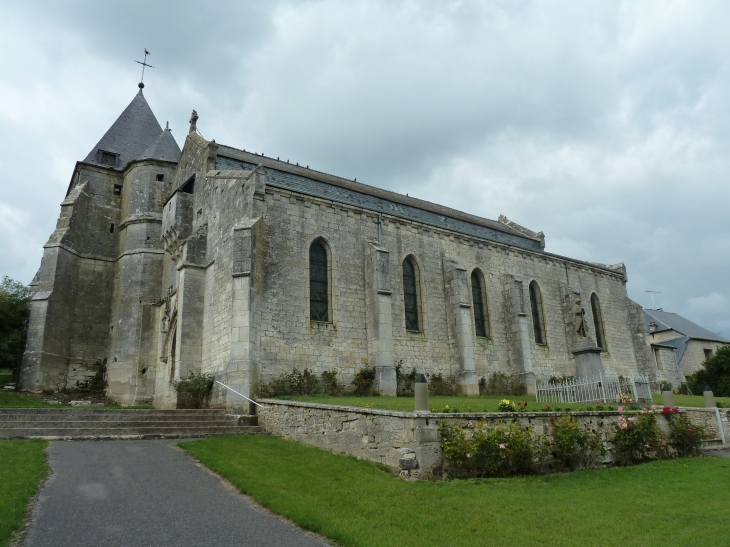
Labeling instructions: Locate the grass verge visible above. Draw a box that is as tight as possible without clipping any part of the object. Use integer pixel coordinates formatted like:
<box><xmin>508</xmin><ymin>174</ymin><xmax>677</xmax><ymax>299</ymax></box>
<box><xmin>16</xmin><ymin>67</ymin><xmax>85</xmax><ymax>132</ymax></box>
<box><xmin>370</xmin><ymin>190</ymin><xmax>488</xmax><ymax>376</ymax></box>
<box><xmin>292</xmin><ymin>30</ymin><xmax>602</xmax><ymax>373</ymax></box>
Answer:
<box><xmin>181</xmin><ymin>435</ymin><xmax>730</xmax><ymax>547</ymax></box>
<box><xmin>0</xmin><ymin>440</ymin><xmax>49</xmax><ymax>547</ymax></box>
<box><xmin>282</xmin><ymin>394</ymin><xmax>727</xmax><ymax>412</ymax></box>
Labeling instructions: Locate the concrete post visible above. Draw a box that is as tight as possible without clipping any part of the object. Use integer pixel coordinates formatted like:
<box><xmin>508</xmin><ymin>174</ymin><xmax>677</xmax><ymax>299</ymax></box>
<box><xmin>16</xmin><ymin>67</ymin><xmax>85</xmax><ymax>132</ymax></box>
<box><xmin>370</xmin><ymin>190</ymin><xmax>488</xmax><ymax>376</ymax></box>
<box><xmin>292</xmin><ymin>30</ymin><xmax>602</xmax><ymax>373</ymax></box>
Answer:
<box><xmin>415</xmin><ymin>374</ymin><xmax>429</xmax><ymax>412</ymax></box>
<box><xmin>704</xmin><ymin>385</ymin><xmax>716</xmax><ymax>408</ymax></box>
<box><xmin>661</xmin><ymin>385</ymin><xmax>674</xmax><ymax>408</ymax></box>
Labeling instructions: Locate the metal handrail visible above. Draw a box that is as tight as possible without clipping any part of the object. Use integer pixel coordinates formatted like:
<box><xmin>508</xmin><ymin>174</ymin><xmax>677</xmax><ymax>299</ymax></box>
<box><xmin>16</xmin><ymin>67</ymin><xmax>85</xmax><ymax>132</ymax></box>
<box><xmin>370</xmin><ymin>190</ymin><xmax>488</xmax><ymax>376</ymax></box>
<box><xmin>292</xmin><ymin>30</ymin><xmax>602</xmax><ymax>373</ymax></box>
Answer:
<box><xmin>215</xmin><ymin>380</ymin><xmax>264</xmax><ymax>408</ymax></box>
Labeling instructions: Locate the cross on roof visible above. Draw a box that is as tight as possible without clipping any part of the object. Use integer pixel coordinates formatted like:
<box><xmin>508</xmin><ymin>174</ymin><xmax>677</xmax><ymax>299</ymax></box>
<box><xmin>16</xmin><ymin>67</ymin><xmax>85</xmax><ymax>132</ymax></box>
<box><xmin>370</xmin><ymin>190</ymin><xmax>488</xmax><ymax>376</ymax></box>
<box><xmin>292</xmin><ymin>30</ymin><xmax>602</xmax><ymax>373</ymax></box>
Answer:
<box><xmin>134</xmin><ymin>49</ymin><xmax>154</xmax><ymax>89</ymax></box>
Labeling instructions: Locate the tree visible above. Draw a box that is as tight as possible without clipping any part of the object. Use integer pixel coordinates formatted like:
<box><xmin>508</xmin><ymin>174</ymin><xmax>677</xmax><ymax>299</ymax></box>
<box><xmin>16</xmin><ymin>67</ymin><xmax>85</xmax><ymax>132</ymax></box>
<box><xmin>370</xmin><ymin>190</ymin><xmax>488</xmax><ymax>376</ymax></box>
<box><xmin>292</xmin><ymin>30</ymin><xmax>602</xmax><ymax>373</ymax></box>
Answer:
<box><xmin>686</xmin><ymin>345</ymin><xmax>730</xmax><ymax>397</ymax></box>
<box><xmin>0</xmin><ymin>276</ymin><xmax>31</xmax><ymax>374</ymax></box>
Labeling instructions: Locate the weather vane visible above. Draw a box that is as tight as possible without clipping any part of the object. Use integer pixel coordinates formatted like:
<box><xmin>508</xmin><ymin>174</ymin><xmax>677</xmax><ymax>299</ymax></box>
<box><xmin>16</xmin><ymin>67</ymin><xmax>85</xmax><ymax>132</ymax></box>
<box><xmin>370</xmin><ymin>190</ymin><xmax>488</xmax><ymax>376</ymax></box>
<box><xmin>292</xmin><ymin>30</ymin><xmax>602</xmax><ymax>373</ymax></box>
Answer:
<box><xmin>134</xmin><ymin>49</ymin><xmax>154</xmax><ymax>89</ymax></box>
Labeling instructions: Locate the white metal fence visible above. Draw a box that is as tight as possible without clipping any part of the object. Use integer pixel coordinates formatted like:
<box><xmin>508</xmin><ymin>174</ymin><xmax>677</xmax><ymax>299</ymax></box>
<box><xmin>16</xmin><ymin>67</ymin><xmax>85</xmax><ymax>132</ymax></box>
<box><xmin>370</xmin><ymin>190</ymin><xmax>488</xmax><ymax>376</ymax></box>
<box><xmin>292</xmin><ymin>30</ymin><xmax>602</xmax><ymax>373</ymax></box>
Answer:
<box><xmin>536</xmin><ymin>373</ymin><xmax>653</xmax><ymax>405</ymax></box>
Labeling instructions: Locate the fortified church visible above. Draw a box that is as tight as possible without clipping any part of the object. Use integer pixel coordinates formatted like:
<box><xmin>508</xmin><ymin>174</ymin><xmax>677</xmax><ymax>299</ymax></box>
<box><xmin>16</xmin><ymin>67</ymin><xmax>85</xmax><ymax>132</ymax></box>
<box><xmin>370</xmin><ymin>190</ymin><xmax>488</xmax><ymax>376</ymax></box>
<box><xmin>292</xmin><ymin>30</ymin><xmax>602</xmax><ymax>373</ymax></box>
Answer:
<box><xmin>19</xmin><ymin>85</ymin><xmax>660</xmax><ymax>408</ymax></box>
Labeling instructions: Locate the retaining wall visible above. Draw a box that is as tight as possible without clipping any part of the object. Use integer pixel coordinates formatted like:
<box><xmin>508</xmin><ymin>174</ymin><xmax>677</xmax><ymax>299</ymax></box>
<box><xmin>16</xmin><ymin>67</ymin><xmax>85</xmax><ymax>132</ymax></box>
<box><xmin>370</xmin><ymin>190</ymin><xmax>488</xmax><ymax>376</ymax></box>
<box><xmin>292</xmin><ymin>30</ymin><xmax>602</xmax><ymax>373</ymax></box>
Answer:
<box><xmin>258</xmin><ymin>400</ymin><xmax>729</xmax><ymax>476</ymax></box>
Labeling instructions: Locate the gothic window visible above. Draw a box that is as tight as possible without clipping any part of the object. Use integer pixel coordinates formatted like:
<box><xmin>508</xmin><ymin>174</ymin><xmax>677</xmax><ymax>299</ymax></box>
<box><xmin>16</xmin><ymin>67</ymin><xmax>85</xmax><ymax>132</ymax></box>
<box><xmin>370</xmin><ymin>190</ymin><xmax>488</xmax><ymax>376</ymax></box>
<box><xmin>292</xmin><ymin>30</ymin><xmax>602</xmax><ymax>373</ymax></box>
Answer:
<box><xmin>403</xmin><ymin>257</ymin><xmax>420</xmax><ymax>332</ymax></box>
<box><xmin>529</xmin><ymin>281</ymin><xmax>546</xmax><ymax>345</ymax></box>
<box><xmin>590</xmin><ymin>293</ymin><xmax>606</xmax><ymax>350</ymax></box>
<box><xmin>471</xmin><ymin>270</ymin><xmax>489</xmax><ymax>338</ymax></box>
<box><xmin>309</xmin><ymin>241</ymin><xmax>329</xmax><ymax>322</ymax></box>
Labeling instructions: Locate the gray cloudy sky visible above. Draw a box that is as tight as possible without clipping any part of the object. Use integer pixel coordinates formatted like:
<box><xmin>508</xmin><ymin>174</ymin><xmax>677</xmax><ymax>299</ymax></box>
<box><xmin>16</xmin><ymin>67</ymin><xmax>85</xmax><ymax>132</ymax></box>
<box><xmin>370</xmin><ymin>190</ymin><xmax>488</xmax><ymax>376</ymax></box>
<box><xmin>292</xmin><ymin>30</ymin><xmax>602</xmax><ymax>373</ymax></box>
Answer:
<box><xmin>1</xmin><ymin>0</ymin><xmax>728</xmax><ymax>335</ymax></box>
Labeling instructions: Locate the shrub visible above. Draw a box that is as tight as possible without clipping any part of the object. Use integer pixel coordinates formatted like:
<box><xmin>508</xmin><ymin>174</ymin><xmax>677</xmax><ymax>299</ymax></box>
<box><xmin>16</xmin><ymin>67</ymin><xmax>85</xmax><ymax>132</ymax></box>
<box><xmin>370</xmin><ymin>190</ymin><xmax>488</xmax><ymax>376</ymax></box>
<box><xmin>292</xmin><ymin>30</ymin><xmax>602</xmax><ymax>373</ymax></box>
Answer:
<box><xmin>479</xmin><ymin>373</ymin><xmax>527</xmax><ymax>396</ymax></box>
<box><xmin>428</xmin><ymin>372</ymin><xmax>457</xmax><ymax>396</ymax></box>
<box><xmin>174</xmin><ymin>371</ymin><xmax>214</xmax><ymax>409</ymax></box>
<box><xmin>395</xmin><ymin>363</ymin><xmax>417</xmax><ymax>397</ymax></box>
<box><xmin>0</xmin><ymin>276</ymin><xmax>31</xmax><ymax>373</ymax></box>
<box><xmin>667</xmin><ymin>412</ymin><xmax>709</xmax><ymax>457</ymax></box>
<box><xmin>549</xmin><ymin>414</ymin><xmax>606</xmax><ymax>470</ymax></box>
<box><xmin>439</xmin><ymin>420</ymin><xmax>545</xmax><ymax>477</ymax></box>
<box><xmin>612</xmin><ymin>412</ymin><xmax>668</xmax><ymax>465</ymax></box>
<box><xmin>259</xmin><ymin>368</ymin><xmax>344</xmax><ymax>397</ymax></box>
<box><xmin>498</xmin><ymin>399</ymin><xmax>516</xmax><ymax>412</ymax></box>
<box><xmin>352</xmin><ymin>366</ymin><xmax>377</xmax><ymax>396</ymax></box>
<box><xmin>686</xmin><ymin>346</ymin><xmax>730</xmax><ymax>397</ymax></box>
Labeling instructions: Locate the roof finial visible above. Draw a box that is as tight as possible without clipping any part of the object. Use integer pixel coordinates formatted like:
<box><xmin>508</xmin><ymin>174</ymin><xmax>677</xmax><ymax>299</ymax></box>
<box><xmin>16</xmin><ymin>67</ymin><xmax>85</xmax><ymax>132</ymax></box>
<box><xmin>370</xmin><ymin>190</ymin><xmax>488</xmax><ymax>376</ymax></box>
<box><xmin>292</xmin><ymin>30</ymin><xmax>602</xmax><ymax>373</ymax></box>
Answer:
<box><xmin>134</xmin><ymin>48</ymin><xmax>154</xmax><ymax>89</ymax></box>
<box><xmin>189</xmin><ymin>110</ymin><xmax>199</xmax><ymax>134</ymax></box>
<box><xmin>166</xmin><ymin>121</ymin><xmax>169</xmax><ymax>130</ymax></box>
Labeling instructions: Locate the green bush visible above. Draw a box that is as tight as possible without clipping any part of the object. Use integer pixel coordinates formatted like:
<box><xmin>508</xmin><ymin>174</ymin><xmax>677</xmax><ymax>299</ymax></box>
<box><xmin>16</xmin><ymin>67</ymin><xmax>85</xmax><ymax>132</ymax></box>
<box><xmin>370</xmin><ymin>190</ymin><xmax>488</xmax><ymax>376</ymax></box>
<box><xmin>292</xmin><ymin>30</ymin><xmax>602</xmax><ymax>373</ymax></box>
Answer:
<box><xmin>497</xmin><ymin>399</ymin><xmax>517</xmax><ymax>412</ymax></box>
<box><xmin>352</xmin><ymin>366</ymin><xmax>377</xmax><ymax>396</ymax></box>
<box><xmin>0</xmin><ymin>276</ymin><xmax>30</xmax><ymax>374</ymax></box>
<box><xmin>428</xmin><ymin>372</ymin><xmax>457</xmax><ymax>396</ymax></box>
<box><xmin>478</xmin><ymin>373</ymin><xmax>527</xmax><ymax>396</ymax></box>
<box><xmin>686</xmin><ymin>346</ymin><xmax>730</xmax><ymax>397</ymax></box>
<box><xmin>667</xmin><ymin>412</ymin><xmax>709</xmax><ymax>457</ymax></box>
<box><xmin>612</xmin><ymin>411</ymin><xmax>668</xmax><ymax>465</ymax></box>
<box><xmin>439</xmin><ymin>420</ymin><xmax>545</xmax><ymax>477</ymax></box>
<box><xmin>174</xmin><ymin>371</ymin><xmax>214</xmax><ymax>409</ymax></box>
<box><xmin>395</xmin><ymin>363</ymin><xmax>417</xmax><ymax>397</ymax></box>
<box><xmin>259</xmin><ymin>368</ymin><xmax>344</xmax><ymax>397</ymax></box>
<box><xmin>549</xmin><ymin>414</ymin><xmax>606</xmax><ymax>470</ymax></box>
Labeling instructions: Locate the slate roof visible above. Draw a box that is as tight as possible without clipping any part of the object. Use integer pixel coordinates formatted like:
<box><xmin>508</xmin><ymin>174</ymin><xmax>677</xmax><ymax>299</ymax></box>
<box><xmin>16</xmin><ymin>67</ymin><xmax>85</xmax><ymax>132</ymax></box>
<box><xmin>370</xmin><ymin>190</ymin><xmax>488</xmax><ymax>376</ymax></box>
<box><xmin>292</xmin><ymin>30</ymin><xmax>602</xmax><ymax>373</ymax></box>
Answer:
<box><xmin>644</xmin><ymin>309</ymin><xmax>729</xmax><ymax>343</ymax></box>
<box><xmin>216</xmin><ymin>155</ymin><xmax>545</xmax><ymax>252</ymax></box>
<box><xmin>83</xmin><ymin>89</ymin><xmax>178</xmax><ymax>169</ymax></box>
<box><xmin>139</xmin><ymin>126</ymin><xmax>181</xmax><ymax>163</ymax></box>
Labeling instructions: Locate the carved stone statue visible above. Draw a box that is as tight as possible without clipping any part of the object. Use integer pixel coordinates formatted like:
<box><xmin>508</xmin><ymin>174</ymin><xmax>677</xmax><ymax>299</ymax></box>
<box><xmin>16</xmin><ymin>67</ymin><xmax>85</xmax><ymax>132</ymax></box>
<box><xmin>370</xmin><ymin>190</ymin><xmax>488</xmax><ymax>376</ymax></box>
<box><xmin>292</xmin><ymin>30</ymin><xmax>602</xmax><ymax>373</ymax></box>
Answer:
<box><xmin>574</xmin><ymin>299</ymin><xmax>589</xmax><ymax>339</ymax></box>
<box><xmin>189</xmin><ymin>110</ymin><xmax>199</xmax><ymax>135</ymax></box>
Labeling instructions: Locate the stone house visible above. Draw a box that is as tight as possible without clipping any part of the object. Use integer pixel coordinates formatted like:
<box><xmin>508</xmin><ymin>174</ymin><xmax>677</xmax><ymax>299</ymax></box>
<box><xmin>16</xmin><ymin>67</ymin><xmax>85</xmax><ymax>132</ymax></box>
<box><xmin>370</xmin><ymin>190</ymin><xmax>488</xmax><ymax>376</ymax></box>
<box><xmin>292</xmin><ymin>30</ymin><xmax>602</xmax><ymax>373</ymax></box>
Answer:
<box><xmin>644</xmin><ymin>309</ymin><xmax>729</xmax><ymax>386</ymax></box>
<box><xmin>19</xmin><ymin>87</ymin><xmax>656</xmax><ymax>407</ymax></box>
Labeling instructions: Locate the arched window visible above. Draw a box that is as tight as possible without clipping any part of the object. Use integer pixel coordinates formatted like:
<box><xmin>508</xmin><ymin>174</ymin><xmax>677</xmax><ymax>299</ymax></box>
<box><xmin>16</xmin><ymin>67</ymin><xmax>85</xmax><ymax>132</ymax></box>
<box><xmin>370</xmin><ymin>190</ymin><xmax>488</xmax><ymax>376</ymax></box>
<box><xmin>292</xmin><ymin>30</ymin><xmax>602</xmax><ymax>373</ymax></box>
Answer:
<box><xmin>471</xmin><ymin>270</ymin><xmax>488</xmax><ymax>338</ymax></box>
<box><xmin>529</xmin><ymin>281</ymin><xmax>546</xmax><ymax>345</ymax></box>
<box><xmin>590</xmin><ymin>293</ymin><xmax>606</xmax><ymax>350</ymax></box>
<box><xmin>403</xmin><ymin>257</ymin><xmax>420</xmax><ymax>331</ymax></box>
<box><xmin>309</xmin><ymin>241</ymin><xmax>329</xmax><ymax>322</ymax></box>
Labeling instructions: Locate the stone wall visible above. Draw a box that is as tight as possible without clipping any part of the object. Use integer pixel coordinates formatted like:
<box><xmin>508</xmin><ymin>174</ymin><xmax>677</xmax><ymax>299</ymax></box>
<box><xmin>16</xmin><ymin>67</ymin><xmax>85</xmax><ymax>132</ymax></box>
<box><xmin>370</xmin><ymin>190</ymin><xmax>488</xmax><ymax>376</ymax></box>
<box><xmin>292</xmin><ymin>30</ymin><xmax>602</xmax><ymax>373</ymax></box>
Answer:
<box><xmin>679</xmin><ymin>340</ymin><xmax>728</xmax><ymax>378</ymax></box>
<box><xmin>258</xmin><ymin>399</ymin><xmax>729</xmax><ymax>474</ymax></box>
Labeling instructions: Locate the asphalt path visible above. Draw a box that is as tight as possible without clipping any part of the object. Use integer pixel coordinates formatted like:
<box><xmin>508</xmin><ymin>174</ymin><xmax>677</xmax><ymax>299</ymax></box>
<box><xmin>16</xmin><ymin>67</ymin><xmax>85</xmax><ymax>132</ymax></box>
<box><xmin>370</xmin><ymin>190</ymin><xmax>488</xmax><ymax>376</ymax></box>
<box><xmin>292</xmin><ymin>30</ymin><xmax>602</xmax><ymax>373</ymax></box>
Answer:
<box><xmin>23</xmin><ymin>440</ymin><xmax>329</xmax><ymax>547</ymax></box>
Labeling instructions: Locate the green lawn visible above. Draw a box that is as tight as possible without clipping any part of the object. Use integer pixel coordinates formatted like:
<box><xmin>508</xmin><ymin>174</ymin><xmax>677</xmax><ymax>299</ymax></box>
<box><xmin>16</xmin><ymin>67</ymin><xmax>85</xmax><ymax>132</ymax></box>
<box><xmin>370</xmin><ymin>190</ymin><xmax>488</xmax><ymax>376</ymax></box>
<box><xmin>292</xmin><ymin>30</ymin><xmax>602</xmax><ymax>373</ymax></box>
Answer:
<box><xmin>279</xmin><ymin>393</ymin><xmax>728</xmax><ymax>412</ymax></box>
<box><xmin>181</xmin><ymin>435</ymin><xmax>730</xmax><ymax>547</ymax></box>
<box><xmin>0</xmin><ymin>440</ymin><xmax>49</xmax><ymax>547</ymax></box>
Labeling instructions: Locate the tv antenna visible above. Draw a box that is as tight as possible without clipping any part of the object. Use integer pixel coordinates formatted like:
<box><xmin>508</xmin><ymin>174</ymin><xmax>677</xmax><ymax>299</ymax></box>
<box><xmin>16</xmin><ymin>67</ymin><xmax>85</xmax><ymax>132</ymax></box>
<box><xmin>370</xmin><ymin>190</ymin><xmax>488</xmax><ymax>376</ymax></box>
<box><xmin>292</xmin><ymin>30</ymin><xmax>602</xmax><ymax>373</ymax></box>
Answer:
<box><xmin>134</xmin><ymin>49</ymin><xmax>154</xmax><ymax>89</ymax></box>
<box><xmin>645</xmin><ymin>290</ymin><xmax>662</xmax><ymax>309</ymax></box>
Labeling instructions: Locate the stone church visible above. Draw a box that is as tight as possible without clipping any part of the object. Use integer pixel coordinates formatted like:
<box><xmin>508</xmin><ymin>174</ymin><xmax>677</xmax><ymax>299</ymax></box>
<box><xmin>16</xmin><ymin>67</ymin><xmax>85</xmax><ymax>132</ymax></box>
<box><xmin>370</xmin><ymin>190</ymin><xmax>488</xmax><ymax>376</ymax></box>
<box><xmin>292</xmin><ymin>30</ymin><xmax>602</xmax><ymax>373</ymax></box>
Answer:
<box><xmin>19</xmin><ymin>86</ymin><xmax>657</xmax><ymax>407</ymax></box>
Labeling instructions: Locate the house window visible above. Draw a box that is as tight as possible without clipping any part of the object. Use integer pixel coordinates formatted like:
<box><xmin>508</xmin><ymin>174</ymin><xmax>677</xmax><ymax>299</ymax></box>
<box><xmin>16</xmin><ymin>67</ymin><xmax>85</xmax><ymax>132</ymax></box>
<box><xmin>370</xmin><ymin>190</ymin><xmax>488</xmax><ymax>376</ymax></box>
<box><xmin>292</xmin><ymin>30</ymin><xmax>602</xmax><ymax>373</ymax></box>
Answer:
<box><xmin>704</xmin><ymin>349</ymin><xmax>714</xmax><ymax>360</ymax></box>
<box><xmin>403</xmin><ymin>257</ymin><xmax>420</xmax><ymax>332</ymax></box>
<box><xmin>471</xmin><ymin>270</ymin><xmax>488</xmax><ymax>338</ymax></box>
<box><xmin>590</xmin><ymin>293</ymin><xmax>606</xmax><ymax>350</ymax></box>
<box><xmin>99</xmin><ymin>151</ymin><xmax>118</xmax><ymax>167</ymax></box>
<box><xmin>309</xmin><ymin>241</ymin><xmax>329</xmax><ymax>322</ymax></box>
<box><xmin>529</xmin><ymin>281</ymin><xmax>546</xmax><ymax>345</ymax></box>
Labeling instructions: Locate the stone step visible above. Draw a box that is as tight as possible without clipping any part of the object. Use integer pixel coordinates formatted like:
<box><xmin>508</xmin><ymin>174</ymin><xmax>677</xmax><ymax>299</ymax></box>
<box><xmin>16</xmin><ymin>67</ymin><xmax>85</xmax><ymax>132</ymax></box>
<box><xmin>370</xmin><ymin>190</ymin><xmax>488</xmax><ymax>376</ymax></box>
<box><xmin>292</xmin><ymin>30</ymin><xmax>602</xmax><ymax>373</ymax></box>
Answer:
<box><xmin>1</xmin><ymin>420</ymin><xmax>243</xmax><ymax>429</ymax></box>
<box><xmin>0</xmin><ymin>425</ymin><xmax>265</xmax><ymax>439</ymax></box>
<box><xmin>0</xmin><ymin>414</ymin><xmax>257</xmax><ymax>426</ymax></box>
<box><xmin>0</xmin><ymin>409</ymin><xmax>229</xmax><ymax>416</ymax></box>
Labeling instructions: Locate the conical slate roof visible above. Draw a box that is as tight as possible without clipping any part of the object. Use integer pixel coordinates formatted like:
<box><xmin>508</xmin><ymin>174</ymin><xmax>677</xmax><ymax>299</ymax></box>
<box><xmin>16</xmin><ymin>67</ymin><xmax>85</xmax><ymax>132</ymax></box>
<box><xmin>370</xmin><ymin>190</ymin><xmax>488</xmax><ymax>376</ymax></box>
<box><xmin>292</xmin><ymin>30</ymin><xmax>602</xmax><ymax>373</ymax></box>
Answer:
<box><xmin>139</xmin><ymin>125</ymin><xmax>181</xmax><ymax>163</ymax></box>
<box><xmin>83</xmin><ymin>89</ymin><xmax>178</xmax><ymax>169</ymax></box>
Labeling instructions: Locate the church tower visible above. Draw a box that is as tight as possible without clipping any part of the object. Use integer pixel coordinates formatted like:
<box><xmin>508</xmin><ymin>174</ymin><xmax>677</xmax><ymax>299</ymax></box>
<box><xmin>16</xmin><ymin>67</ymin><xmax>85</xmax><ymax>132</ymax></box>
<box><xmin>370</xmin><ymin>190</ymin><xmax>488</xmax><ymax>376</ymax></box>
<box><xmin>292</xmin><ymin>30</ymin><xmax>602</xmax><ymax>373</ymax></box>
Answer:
<box><xmin>19</xmin><ymin>86</ymin><xmax>180</xmax><ymax>405</ymax></box>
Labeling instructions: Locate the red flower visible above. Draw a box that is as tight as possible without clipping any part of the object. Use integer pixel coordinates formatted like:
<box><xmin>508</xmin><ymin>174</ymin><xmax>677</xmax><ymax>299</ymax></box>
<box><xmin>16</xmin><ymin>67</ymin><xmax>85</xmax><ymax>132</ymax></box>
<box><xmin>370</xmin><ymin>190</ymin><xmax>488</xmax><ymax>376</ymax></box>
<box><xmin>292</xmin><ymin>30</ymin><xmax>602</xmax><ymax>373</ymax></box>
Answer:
<box><xmin>517</xmin><ymin>402</ymin><xmax>522</xmax><ymax>406</ymax></box>
<box><xmin>524</xmin><ymin>401</ymin><xmax>528</xmax><ymax>406</ymax></box>
<box><xmin>672</xmin><ymin>406</ymin><xmax>679</xmax><ymax>413</ymax></box>
<box><xmin>359</xmin><ymin>375</ymin><xmax>365</xmax><ymax>380</ymax></box>
<box><xmin>662</xmin><ymin>407</ymin><xmax>671</xmax><ymax>415</ymax></box>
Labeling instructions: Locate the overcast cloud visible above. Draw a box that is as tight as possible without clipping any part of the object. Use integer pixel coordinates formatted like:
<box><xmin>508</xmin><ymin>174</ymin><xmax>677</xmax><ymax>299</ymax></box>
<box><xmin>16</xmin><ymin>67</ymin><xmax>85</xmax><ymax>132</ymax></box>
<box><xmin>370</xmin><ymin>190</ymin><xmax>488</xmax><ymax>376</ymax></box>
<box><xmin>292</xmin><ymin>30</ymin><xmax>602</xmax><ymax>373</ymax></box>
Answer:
<box><xmin>1</xmin><ymin>0</ymin><xmax>728</xmax><ymax>335</ymax></box>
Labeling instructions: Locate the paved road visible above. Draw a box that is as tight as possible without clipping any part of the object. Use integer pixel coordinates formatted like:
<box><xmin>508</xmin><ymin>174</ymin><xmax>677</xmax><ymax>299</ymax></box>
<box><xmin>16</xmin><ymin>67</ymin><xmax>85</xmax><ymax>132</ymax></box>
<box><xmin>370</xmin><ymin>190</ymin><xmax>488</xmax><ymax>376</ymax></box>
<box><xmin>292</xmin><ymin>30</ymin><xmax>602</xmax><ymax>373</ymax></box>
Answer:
<box><xmin>23</xmin><ymin>440</ymin><xmax>329</xmax><ymax>547</ymax></box>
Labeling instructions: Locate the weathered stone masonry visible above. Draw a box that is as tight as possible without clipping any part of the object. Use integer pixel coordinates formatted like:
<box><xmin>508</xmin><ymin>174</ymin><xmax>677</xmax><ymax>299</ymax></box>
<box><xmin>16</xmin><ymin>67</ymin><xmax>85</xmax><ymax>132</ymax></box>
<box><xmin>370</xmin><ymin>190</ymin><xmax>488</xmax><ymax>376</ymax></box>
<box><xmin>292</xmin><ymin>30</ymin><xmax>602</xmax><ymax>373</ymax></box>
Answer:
<box><xmin>20</xmin><ymin>89</ymin><xmax>657</xmax><ymax>407</ymax></box>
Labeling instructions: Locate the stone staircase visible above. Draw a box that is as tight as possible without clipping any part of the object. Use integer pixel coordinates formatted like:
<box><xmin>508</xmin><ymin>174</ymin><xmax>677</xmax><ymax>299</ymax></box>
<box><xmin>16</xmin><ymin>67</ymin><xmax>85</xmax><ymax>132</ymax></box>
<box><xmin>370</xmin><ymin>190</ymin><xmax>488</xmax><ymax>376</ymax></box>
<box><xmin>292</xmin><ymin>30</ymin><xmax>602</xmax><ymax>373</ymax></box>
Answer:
<box><xmin>0</xmin><ymin>408</ymin><xmax>264</xmax><ymax>440</ymax></box>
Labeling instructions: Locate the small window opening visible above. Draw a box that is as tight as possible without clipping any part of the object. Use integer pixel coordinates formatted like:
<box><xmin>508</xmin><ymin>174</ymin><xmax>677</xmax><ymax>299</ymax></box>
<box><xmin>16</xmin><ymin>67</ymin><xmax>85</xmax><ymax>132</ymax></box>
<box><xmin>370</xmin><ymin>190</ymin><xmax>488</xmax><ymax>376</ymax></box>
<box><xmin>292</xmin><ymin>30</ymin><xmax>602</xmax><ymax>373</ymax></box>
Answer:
<box><xmin>109</xmin><ymin>223</ymin><xmax>115</xmax><ymax>233</ymax></box>
<box><xmin>100</xmin><ymin>151</ymin><xmax>117</xmax><ymax>166</ymax></box>
<box><xmin>156</xmin><ymin>174</ymin><xmax>165</xmax><ymax>182</ymax></box>
<box><xmin>141</xmin><ymin>368</ymin><xmax>147</xmax><ymax>375</ymax></box>
<box><xmin>704</xmin><ymin>349</ymin><xmax>714</xmax><ymax>360</ymax></box>
<box><xmin>113</xmin><ymin>185</ymin><xmax>122</xmax><ymax>195</ymax></box>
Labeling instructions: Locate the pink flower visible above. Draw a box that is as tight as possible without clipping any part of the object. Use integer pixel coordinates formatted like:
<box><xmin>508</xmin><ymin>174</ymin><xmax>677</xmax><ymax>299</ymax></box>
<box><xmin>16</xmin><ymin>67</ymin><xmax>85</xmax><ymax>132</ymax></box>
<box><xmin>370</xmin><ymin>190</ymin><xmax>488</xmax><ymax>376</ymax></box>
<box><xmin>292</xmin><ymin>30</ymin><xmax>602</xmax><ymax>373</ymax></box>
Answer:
<box><xmin>628</xmin><ymin>417</ymin><xmax>637</xmax><ymax>422</ymax></box>
<box><xmin>661</xmin><ymin>440</ymin><xmax>667</xmax><ymax>445</ymax></box>
<box><xmin>466</xmin><ymin>453</ymin><xmax>472</xmax><ymax>458</ymax></box>
<box><xmin>651</xmin><ymin>405</ymin><xmax>658</xmax><ymax>410</ymax></box>
<box><xmin>620</xmin><ymin>422</ymin><xmax>628</xmax><ymax>429</ymax></box>
<box><xmin>618</xmin><ymin>406</ymin><xmax>624</xmax><ymax>414</ymax></box>
<box><xmin>499</xmin><ymin>443</ymin><xmax>506</xmax><ymax>450</ymax></box>
<box><xmin>641</xmin><ymin>408</ymin><xmax>648</xmax><ymax>414</ymax></box>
